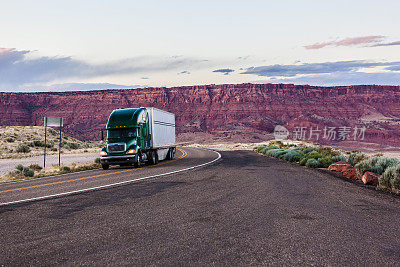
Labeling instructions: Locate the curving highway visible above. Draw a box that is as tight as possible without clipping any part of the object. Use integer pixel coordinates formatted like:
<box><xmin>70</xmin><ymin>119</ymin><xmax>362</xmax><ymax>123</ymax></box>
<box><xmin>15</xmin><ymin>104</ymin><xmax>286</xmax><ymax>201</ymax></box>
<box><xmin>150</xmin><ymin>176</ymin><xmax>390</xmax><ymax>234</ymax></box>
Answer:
<box><xmin>1</xmin><ymin>147</ymin><xmax>400</xmax><ymax>265</ymax></box>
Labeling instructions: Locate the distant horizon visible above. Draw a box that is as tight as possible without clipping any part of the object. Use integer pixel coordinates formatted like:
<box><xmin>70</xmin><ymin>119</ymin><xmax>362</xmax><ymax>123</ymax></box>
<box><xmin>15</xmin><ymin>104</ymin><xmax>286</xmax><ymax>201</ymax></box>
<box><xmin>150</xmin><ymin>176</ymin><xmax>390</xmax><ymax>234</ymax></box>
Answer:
<box><xmin>1</xmin><ymin>82</ymin><xmax>399</xmax><ymax>94</ymax></box>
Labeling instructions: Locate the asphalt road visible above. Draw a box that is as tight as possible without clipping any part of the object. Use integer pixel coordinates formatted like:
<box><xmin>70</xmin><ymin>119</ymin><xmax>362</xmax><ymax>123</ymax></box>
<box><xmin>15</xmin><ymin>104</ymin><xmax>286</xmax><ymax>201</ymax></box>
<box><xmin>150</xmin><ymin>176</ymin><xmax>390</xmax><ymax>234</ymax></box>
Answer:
<box><xmin>1</xmin><ymin>147</ymin><xmax>400</xmax><ymax>265</ymax></box>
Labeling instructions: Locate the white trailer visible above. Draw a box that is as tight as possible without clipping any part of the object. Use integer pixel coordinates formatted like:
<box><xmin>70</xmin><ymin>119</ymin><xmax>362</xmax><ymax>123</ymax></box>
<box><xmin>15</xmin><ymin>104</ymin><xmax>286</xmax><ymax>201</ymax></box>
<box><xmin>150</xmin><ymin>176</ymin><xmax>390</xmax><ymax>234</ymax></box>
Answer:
<box><xmin>147</xmin><ymin>107</ymin><xmax>176</xmax><ymax>161</ymax></box>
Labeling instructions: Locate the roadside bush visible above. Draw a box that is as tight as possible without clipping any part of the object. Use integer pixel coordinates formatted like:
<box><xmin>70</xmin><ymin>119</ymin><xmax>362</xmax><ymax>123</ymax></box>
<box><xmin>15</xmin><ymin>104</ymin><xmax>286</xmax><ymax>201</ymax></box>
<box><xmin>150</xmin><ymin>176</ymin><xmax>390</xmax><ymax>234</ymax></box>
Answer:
<box><xmin>269</xmin><ymin>140</ymin><xmax>284</xmax><ymax>148</ymax></box>
<box><xmin>356</xmin><ymin>157</ymin><xmax>399</xmax><ymax>177</ymax></box>
<box><xmin>283</xmin><ymin>150</ymin><xmax>302</xmax><ymax>162</ymax></box>
<box><xmin>319</xmin><ymin>156</ymin><xmax>333</xmax><ymax>168</ymax></box>
<box><xmin>302</xmin><ymin>147</ymin><xmax>316</xmax><ymax>154</ymax></box>
<box><xmin>23</xmin><ymin>167</ymin><xmax>34</xmax><ymax>177</ymax></box>
<box><xmin>256</xmin><ymin>146</ymin><xmax>266</xmax><ymax>152</ymax></box>
<box><xmin>66</xmin><ymin>142</ymin><xmax>81</xmax><ymax>150</ymax></box>
<box><xmin>94</xmin><ymin>158</ymin><xmax>101</xmax><ymax>164</ymax></box>
<box><xmin>28</xmin><ymin>164</ymin><xmax>42</xmax><ymax>171</ymax></box>
<box><xmin>332</xmin><ymin>155</ymin><xmax>347</xmax><ymax>163</ymax></box>
<box><xmin>16</xmin><ymin>144</ymin><xmax>31</xmax><ymax>153</ymax></box>
<box><xmin>306</xmin><ymin>158</ymin><xmax>320</xmax><ymax>168</ymax></box>
<box><xmin>380</xmin><ymin>164</ymin><xmax>400</xmax><ymax>191</ymax></box>
<box><xmin>15</xmin><ymin>164</ymin><xmax>24</xmax><ymax>171</ymax></box>
<box><xmin>318</xmin><ymin>146</ymin><xmax>341</xmax><ymax>157</ymax></box>
<box><xmin>28</xmin><ymin>140</ymin><xmax>54</xmax><ymax>148</ymax></box>
<box><xmin>260</xmin><ymin>146</ymin><xmax>279</xmax><ymax>154</ymax></box>
<box><xmin>377</xmin><ymin>157</ymin><xmax>399</xmax><ymax>171</ymax></box>
<box><xmin>6</xmin><ymin>137</ymin><xmax>15</xmax><ymax>142</ymax></box>
<box><xmin>60</xmin><ymin>166</ymin><xmax>71</xmax><ymax>173</ymax></box>
<box><xmin>266</xmin><ymin>149</ymin><xmax>286</xmax><ymax>158</ymax></box>
<box><xmin>348</xmin><ymin>152</ymin><xmax>367</xmax><ymax>166</ymax></box>
<box><xmin>299</xmin><ymin>151</ymin><xmax>323</xmax><ymax>166</ymax></box>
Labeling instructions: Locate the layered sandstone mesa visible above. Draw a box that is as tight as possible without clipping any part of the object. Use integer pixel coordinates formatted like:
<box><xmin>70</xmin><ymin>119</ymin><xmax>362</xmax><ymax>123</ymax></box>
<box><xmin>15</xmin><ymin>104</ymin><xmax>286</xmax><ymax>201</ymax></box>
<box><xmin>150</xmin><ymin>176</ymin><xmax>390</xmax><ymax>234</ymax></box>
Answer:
<box><xmin>0</xmin><ymin>83</ymin><xmax>399</xmax><ymax>146</ymax></box>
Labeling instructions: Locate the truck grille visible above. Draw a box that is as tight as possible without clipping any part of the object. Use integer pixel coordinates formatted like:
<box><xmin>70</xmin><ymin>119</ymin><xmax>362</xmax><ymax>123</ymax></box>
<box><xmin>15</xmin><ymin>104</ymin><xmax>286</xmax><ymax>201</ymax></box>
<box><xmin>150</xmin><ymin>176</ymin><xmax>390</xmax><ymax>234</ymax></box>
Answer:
<box><xmin>107</xmin><ymin>143</ymin><xmax>126</xmax><ymax>153</ymax></box>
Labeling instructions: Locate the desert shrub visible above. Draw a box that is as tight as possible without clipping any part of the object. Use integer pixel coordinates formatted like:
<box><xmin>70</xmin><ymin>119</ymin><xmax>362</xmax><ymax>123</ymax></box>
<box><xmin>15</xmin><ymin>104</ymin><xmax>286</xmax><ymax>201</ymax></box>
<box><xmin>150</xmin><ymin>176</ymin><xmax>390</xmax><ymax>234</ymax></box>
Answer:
<box><xmin>60</xmin><ymin>166</ymin><xmax>71</xmax><ymax>173</ymax></box>
<box><xmin>306</xmin><ymin>158</ymin><xmax>320</xmax><ymax>168</ymax></box>
<box><xmin>29</xmin><ymin>140</ymin><xmax>53</xmax><ymax>148</ymax></box>
<box><xmin>266</xmin><ymin>149</ymin><xmax>286</xmax><ymax>158</ymax></box>
<box><xmin>332</xmin><ymin>155</ymin><xmax>347</xmax><ymax>163</ymax></box>
<box><xmin>269</xmin><ymin>140</ymin><xmax>284</xmax><ymax>148</ymax></box>
<box><xmin>319</xmin><ymin>156</ymin><xmax>333</xmax><ymax>168</ymax></box>
<box><xmin>318</xmin><ymin>146</ymin><xmax>341</xmax><ymax>157</ymax></box>
<box><xmin>23</xmin><ymin>167</ymin><xmax>34</xmax><ymax>177</ymax></box>
<box><xmin>67</xmin><ymin>142</ymin><xmax>81</xmax><ymax>149</ymax></box>
<box><xmin>299</xmin><ymin>151</ymin><xmax>323</xmax><ymax>166</ymax></box>
<box><xmin>94</xmin><ymin>158</ymin><xmax>101</xmax><ymax>164</ymax></box>
<box><xmin>283</xmin><ymin>150</ymin><xmax>302</xmax><ymax>162</ymax></box>
<box><xmin>15</xmin><ymin>164</ymin><xmax>24</xmax><ymax>171</ymax></box>
<box><xmin>356</xmin><ymin>160</ymin><xmax>373</xmax><ymax>177</ymax></box>
<box><xmin>28</xmin><ymin>164</ymin><xmax>42</xmax><ymax>171</ymax></box>
<box><xmin>50</xmin><ymin>147</ymin><xmax>58</xmax><ymax>151</ymax></box>
<box><xmin>356</xmin><ymin>157</ymin><xmax>399</xmax><ymax>177</ymax></box>
<box><xmin>16</xmin><ymin>144</ymin><xmax>31</xmax><ymax>153</ymax></box>
<box><xmin>348</xmin><ymin>152</ymin><xmax>367</xmax><ymax>166</ymax></box>
<box><xmin>6</xmin><ymin>137</ymin><xmax>15</xmax><ymax>142</ymax></box>
<box><xmin>256</xmin><ymin>146</ymin><xmax>265</xmax><ymax>152</ymax></box>
<box><xmin>302</xmin><ymin>147</ymin><xmax>316</xmax><ymax>154</ymax></box>
<box><xmin>380</xmin><ymin>165</ymin><xmax>400</xmax><ymax>191</ymax></box>
<box><xmin>371</xmin><ymin>165</ymin><xmax>384</xmax><ymax>175</ymax></box>
<box><xmin>377</xmin><ymin>157</ymin><xmax>399</xmax><ymax>171</ymax></box>
<box><xmin>260</xmin><ymin>146</ymin><xmax>279</xmax><ymax>154</ymax></box>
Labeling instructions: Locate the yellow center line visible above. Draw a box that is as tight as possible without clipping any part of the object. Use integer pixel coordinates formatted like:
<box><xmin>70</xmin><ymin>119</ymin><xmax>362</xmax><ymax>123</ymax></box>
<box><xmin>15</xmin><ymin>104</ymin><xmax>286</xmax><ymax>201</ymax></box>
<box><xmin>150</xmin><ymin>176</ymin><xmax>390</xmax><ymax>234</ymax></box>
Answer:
<box><xmin>0</xmin><ymin>148</ymin><xmax>188</xmax><ymax>194</ymax></box>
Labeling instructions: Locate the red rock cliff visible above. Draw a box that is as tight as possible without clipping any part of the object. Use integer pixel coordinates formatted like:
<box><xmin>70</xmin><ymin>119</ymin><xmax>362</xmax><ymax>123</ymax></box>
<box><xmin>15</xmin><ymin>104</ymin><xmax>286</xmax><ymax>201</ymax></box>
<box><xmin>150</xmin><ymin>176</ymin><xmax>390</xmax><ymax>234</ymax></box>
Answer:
<box><xmin>0</xmin><ymin>83</ymin><xmax>399</xmax><ymax>146</ymax></box>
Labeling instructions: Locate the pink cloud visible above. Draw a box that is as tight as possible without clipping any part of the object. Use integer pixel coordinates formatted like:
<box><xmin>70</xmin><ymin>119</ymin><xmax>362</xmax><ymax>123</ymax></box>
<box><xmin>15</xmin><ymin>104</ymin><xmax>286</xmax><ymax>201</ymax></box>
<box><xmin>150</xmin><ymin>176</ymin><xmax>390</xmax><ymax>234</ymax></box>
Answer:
<box><xmin>305</xmin><ymin>36</ymin><xmax>384</xmax><ymax>50</ymax></box>
<box><xmin>0</xmin><ymin>48</ymin><xmax>14</xmax><ymax>55</ymax></box>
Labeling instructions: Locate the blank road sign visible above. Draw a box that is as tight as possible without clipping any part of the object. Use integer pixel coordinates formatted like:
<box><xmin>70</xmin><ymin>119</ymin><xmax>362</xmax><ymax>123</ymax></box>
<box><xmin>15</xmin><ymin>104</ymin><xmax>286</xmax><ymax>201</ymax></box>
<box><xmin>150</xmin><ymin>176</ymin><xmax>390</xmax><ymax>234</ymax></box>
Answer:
<box><xmin>45</xmin><ymin>117</ymin><xmax>63</xmax><ymax>127</ymax></box>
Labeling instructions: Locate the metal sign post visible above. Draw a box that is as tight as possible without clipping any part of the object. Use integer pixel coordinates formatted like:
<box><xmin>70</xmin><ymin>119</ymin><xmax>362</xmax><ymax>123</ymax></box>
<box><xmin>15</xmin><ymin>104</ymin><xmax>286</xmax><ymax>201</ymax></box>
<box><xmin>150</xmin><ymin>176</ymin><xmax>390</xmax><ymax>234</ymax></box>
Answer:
<box><xmin>44</xmin><ymin>117</ymin><xmax>63</xmax><ymax>168</ymax></box>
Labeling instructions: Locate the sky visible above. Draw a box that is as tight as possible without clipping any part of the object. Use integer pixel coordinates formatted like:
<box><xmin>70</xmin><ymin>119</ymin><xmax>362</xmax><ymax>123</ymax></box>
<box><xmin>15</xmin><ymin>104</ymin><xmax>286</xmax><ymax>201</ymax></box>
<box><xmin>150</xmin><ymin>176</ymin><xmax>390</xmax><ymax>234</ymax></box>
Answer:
<box><xmin>0</xmin><ymin>0</ymin><xmax>399</xmax><ymax>91</ymax></box>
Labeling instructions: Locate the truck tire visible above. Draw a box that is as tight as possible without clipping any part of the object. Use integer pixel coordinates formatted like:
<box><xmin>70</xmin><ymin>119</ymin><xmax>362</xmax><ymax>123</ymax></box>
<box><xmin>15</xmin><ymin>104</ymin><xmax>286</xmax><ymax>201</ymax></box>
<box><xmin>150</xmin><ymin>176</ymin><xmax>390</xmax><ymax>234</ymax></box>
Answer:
<box><xmin>149</xmin><ymin>150</ymin><xmax>158</xmax><ymax>165</ymax></box>
<box><xmin>166</xmin><ymin>148</ymin><xmax>174</xmax><ymax>160</ymax></box>
<box><xmin>134</xmin><ymin>154</ymin><xmax>141</xmax><ymax>168</ymax></box>
<box><xmin>102</xmin><ymin>163</ymin><xmax>109</xmax><ymax>170</ymax></box>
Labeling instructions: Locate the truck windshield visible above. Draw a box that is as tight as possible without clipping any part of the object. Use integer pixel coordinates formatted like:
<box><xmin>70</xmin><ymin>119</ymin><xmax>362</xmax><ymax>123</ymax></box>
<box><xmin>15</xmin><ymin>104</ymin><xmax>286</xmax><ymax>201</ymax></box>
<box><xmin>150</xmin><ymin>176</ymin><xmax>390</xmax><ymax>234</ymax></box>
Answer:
<box><xmin>107</xmin><ymin>129</ymin><xmax>137</xmax><ymax>139</ymax></box>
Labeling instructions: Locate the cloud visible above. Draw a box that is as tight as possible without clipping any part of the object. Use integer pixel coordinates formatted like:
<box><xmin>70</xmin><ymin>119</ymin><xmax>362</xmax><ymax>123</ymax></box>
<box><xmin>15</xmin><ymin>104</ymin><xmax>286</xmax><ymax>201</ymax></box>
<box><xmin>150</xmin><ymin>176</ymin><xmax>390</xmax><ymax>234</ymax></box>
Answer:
<box><xmin>241</xmin><ymin>60</ymin><xmax>400</xmax><ymax>77</ymax></box>
<box><xmin>386</xmin><ymin>65</ymin><xmax>400</xmax><ymax>71</ymax></box>
<box><xmin>213</xmin><ymin>68</ymin><xmax>234</xmax><ymax>75</ymax></box>
<box><xmin>178</xmin><ymin>70</ymin><xmax>190</xmax><ymax>75</ymax></box>
<box><xmin>18</xmin><ymin>83</ymin><xmax>143</xmax><ymax>92</ymax></box>
<box><xmin>305</xmin><ymin>36</ymin><xmax>384</xmax><ymax>49</ymax></box>
<box><xmin>253</xmin><ymin>72</ymin><xmax>400</xmax><ymax>86</ymax></box>
<box><xmin>0</xmin><ymin>48</ymin><xmax>207</xmax><ymax>91</ymax></box>
<box><xmin>371</xmin><ymin>41</ymin><xmax>400</xmax><ymax>47</ymax></box>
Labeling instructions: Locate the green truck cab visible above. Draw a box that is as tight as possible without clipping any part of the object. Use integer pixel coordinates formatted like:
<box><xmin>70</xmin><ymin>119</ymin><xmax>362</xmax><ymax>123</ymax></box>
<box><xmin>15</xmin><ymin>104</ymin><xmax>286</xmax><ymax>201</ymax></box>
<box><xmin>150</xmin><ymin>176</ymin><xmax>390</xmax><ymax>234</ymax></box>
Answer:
<box><xmin>100</xmin><ymin>107</ymin><xmax>176</xmax><ymax>170</ymax></box>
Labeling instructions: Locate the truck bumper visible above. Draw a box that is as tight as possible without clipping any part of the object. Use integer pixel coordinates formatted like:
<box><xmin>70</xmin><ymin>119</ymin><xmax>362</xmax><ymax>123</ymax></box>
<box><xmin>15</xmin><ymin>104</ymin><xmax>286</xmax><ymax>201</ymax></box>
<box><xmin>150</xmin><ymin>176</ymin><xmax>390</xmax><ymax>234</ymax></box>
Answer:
<box><xmin>100</xmin><ymin>155</ymin><xmax>136</xmax><ymax>165</ymax></box>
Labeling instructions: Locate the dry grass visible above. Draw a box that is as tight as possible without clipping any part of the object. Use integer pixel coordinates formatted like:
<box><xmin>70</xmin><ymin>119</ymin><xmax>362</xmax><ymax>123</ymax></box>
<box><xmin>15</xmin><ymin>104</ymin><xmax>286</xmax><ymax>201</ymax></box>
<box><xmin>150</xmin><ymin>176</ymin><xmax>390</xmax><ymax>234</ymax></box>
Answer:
<box><xmin>0</xmin><ymin>126</ymin><xmax>100</xmax><ymax>159</ymax></box>
<box><xmin>0</xmin><ymin>160</ymin><xmax>101</xmax><ymax>183</ymax></box>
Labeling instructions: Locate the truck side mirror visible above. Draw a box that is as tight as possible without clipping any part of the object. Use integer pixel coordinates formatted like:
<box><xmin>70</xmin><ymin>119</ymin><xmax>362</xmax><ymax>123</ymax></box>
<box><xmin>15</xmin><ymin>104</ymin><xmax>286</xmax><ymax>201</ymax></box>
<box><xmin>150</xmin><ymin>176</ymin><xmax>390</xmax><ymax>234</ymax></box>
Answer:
<box><xmin>101</xmin><ymin>129</ymin><xmax>104</xmax><ymax>141</ymax></box>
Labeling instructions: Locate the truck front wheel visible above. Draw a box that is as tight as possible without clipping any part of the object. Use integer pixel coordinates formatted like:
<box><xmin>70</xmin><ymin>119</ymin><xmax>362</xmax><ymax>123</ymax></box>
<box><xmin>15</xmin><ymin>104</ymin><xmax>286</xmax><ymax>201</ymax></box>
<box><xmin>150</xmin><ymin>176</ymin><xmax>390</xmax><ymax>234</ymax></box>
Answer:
<box><xmin>102</xmin><ymin>163</ymin><xmax>109</xmax><ymax>170</ymax></box>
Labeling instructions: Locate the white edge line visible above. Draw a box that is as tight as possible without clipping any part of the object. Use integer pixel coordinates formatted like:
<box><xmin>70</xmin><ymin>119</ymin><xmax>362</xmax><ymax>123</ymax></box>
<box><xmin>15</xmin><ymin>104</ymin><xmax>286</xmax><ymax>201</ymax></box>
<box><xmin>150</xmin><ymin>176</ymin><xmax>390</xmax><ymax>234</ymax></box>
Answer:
<box><xmin>0</xmin><ymin>149</ymin><xmax>221</xmax><ymax>207</ymax></box>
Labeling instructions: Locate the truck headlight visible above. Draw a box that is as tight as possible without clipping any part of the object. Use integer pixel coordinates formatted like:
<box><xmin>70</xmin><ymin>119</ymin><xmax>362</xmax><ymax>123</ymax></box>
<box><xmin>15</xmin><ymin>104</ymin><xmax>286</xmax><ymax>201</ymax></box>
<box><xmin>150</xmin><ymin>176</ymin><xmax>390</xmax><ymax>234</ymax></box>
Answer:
<box><xmin>100</xmin><ymin>151</ymin><xmax>107</xmax><ymax>156</ymax></box>
<box><xmin>127</xmin><ymin>149</ymin><xmax>135</xmax><ymax>154</ymax></box>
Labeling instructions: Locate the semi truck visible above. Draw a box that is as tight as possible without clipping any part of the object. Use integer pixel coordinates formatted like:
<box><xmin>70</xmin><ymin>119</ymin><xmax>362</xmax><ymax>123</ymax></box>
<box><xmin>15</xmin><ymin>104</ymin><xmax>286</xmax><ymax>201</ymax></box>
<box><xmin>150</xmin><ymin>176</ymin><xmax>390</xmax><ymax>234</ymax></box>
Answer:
<box><xmin>100</xmin><ymin>107</ymin><xmax>176</xmax><ymax>170</ymax></box>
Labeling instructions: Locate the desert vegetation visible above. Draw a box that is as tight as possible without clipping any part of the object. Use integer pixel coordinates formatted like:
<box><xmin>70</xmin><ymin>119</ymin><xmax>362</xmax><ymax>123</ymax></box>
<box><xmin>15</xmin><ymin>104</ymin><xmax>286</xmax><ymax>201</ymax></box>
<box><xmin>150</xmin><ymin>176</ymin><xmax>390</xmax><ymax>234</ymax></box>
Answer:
<box><xmin>255</xmin><ymin>141</ymin><xmax>400</xmax><ymax>195</ymax></box>
<box><xmin>2</xmin><ymin>158</ymin><xmax>102</xmax><ymax>182</ymax></box>
<box><xmin>0</xmin><ymin>126</ymin><xmax>100</xmax><ymax>159</ymax></box>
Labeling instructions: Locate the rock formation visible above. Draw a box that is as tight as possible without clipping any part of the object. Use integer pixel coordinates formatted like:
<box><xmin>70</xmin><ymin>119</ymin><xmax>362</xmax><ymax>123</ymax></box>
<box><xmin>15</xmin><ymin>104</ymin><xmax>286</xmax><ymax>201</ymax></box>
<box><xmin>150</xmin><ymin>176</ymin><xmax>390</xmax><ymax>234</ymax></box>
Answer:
<box><xmin>0</xmin><ymin>83</ymin><xmax>399</xmax><ymax>146</ymax></box>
